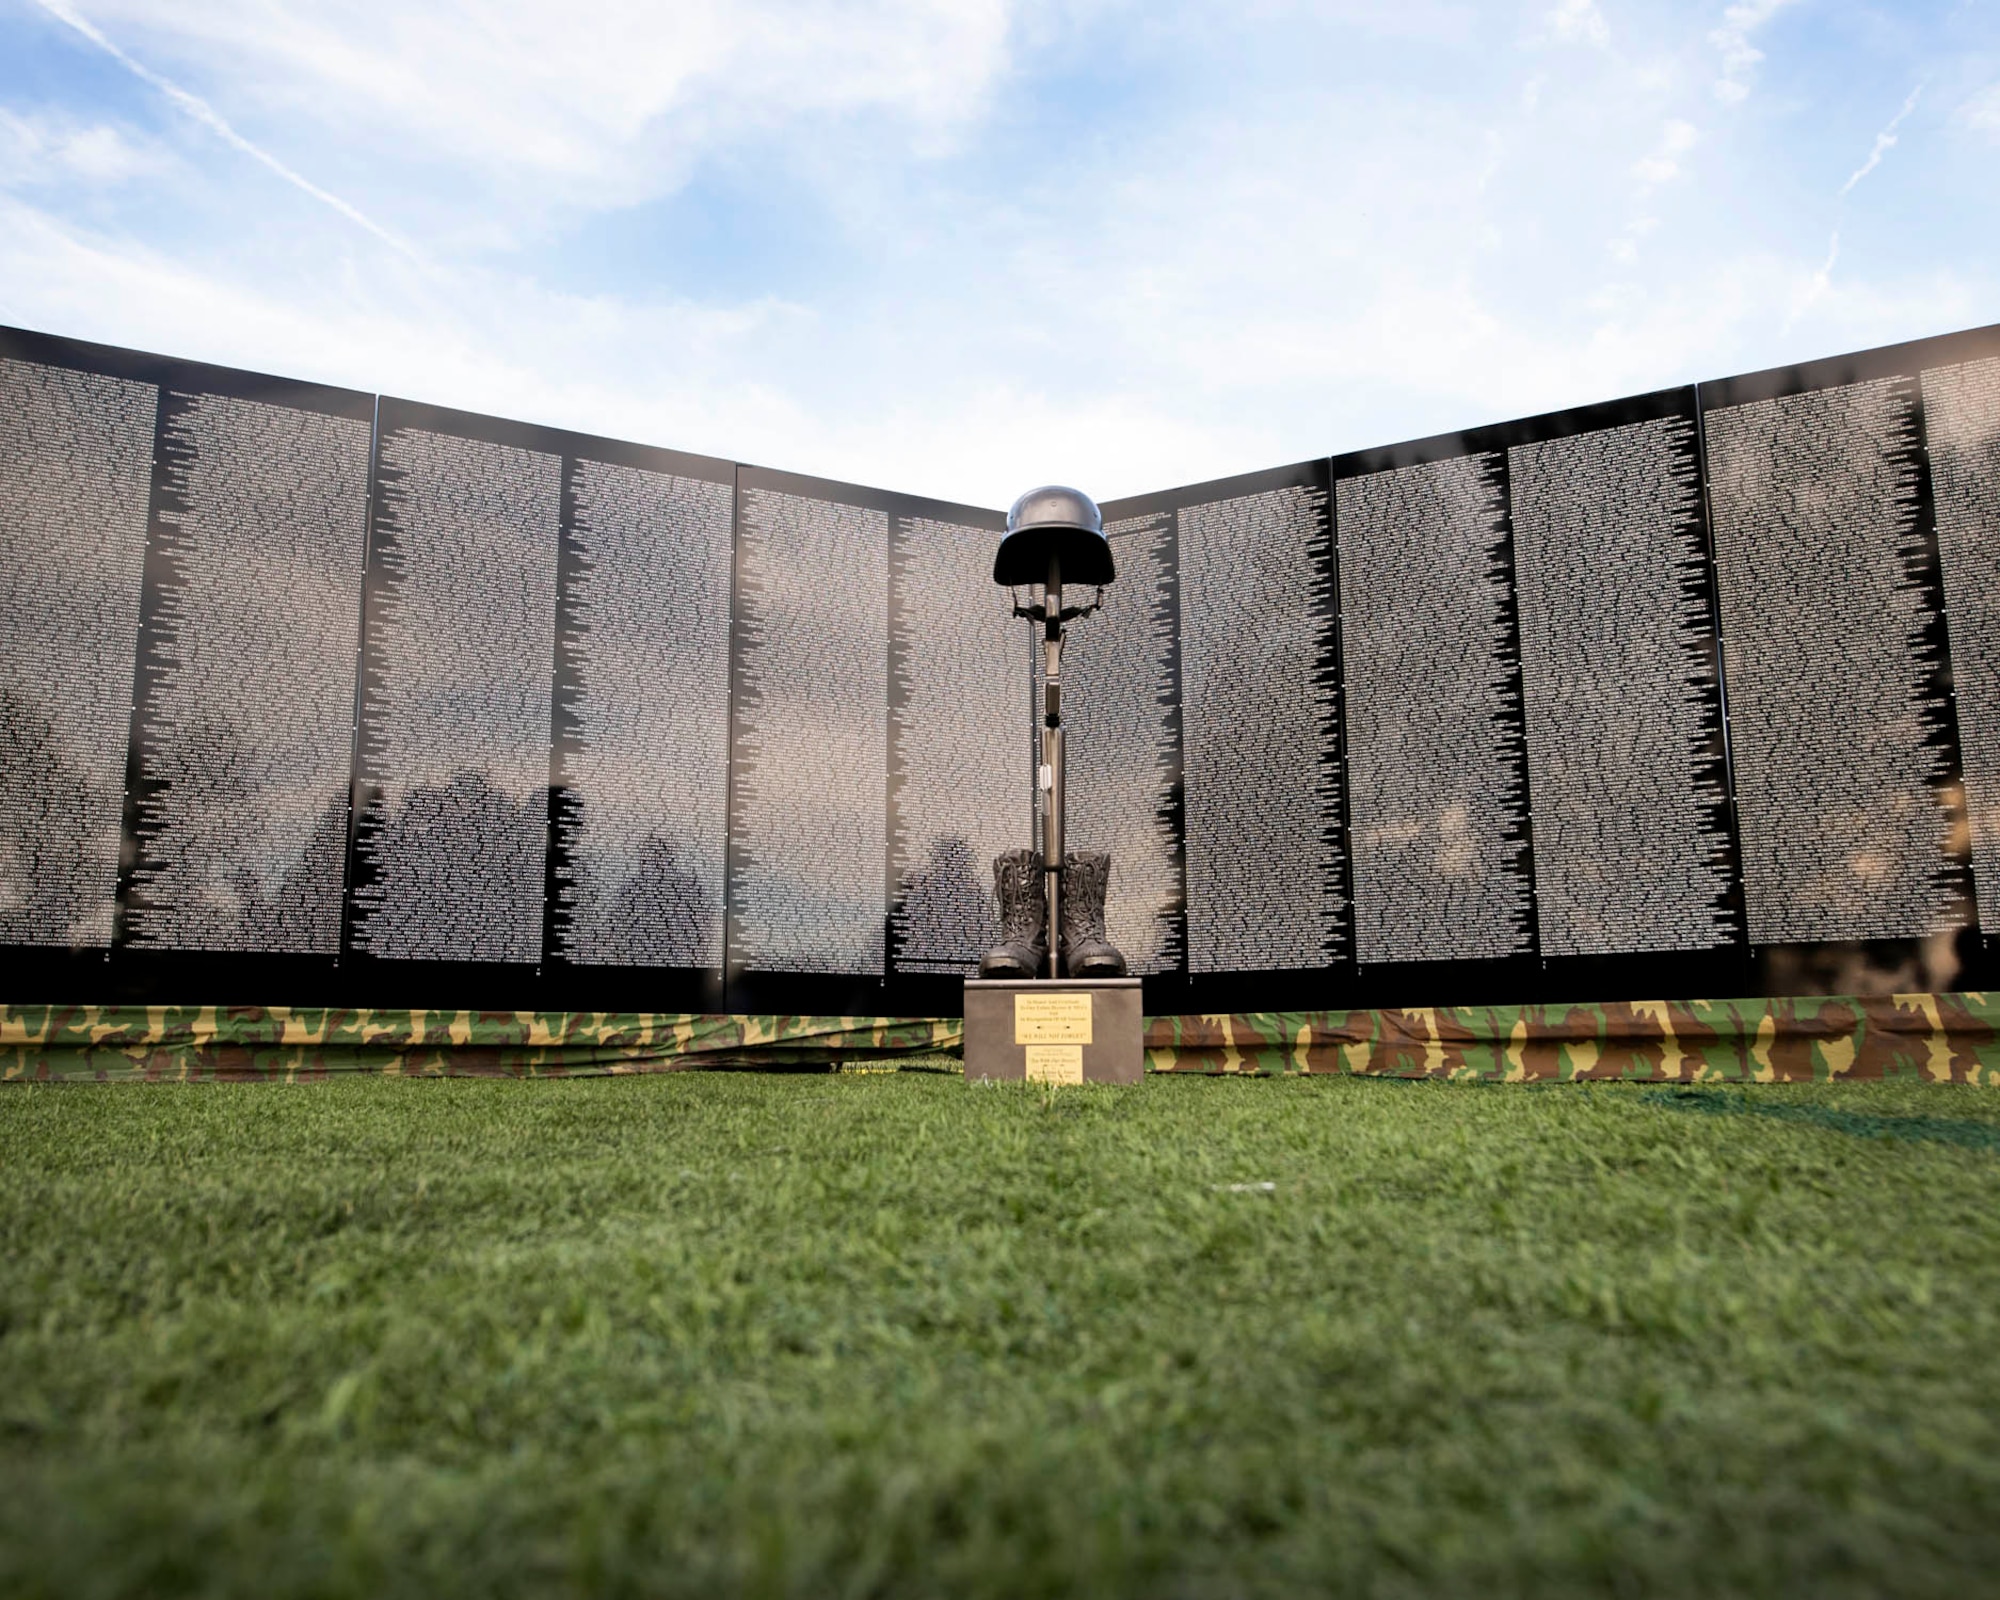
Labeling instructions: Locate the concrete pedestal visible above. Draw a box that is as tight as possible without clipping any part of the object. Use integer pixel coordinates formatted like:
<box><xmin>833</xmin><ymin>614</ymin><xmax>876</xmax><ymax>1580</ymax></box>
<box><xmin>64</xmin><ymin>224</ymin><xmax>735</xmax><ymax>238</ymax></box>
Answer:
<box><xmin>962</xmin><ymin>978</ymin><xmax>1143</xmax><ymax>1085</ymax></box>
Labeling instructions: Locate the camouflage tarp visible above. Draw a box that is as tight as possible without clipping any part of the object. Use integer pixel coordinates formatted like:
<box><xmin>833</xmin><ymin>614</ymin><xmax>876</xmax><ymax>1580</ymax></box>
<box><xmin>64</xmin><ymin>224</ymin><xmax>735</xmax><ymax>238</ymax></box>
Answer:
<box><xmin>1144</xmin><ymin>993</ymin><xmax>2000</xmax><ymax>1084</ymax></box>
<box><xmin>5</xmin><ymin>994</ymin><xmax>1997</xmax><ymax>1084</ymax></box>
<box><xmin>0</xmin><ymin>1007</ymin><xmax>964</xmax><ymax>1083</ymax></box>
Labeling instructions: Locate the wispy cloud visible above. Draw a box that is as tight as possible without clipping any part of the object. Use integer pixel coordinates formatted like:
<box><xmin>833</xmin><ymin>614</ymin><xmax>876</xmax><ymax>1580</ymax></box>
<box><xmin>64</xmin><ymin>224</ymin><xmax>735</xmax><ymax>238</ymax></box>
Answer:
<box><xmin>0</xmin><ymin>1</ymin><xmax>1989</xmax><ymax>506</ymax></box>
<box><xmin>1787</xmin><ymin>229</ymin><xmax>1840</xmax><ymax>328</ymax></box>
<box><xmin>1545</xmin><ymin>0</ymin><xmax>1610</xmax><ymax>47</ymax></box>
<box><xmin>1633</xmin><ymin>119</ymin><xmax>1699</xmax><ymax>186</ymax></box>
<box><xmin>1960</xmin><ymin>81</ymin><xmax>2000</xmax><ymax>136</ymax></box>
<box><xmin>1606</xmin><ymin>121</ymin><xmax>1697</xmax><ymax>266</ymax></box>
<box><xmin>0</xmin><ymin>108</ymin><xmax>165</xmax><ymax>184</ymax></box>
<box><xmin>1710</xmin><ymin>0</ymin><xmax>1799</xmax><ymax>104</ymax></box>
<box><xmin>24</xmin><ymin>0</ymin><xmax>420</xmax><ymax>258</ymax></box>
<box><xmin>63</xmin><ymin>0</ymin><xmax>1023</xmax><ymax>215</ymax></box>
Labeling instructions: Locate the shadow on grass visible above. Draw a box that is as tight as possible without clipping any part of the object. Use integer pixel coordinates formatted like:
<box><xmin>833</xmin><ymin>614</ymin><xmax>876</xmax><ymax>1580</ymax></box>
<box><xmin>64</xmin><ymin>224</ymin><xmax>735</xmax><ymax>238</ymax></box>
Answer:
<box><xmin>1643</xmin><ymin>1087</ymin><xmax>2000</xmax><ymax>1153</ymax></box>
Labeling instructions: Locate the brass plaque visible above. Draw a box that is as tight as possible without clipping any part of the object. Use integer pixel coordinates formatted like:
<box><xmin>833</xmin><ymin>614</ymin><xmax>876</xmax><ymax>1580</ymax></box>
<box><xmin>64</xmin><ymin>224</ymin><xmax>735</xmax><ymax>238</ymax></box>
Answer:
<box><xmin>1015</xmin><ymin>992</ymin><xmax>1093</xmax><ymax>1045</ymax></box>
<box><xmin>1024</xmin><ymin>1044</ymin><xmax>1084</xmax><ymax>1084</ymax></box>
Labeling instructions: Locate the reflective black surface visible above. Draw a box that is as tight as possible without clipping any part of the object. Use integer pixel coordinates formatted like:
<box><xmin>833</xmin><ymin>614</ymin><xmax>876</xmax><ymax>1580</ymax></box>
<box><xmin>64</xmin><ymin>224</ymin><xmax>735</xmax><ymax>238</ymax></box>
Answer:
<box><xmin>122</xmin><ymin>367</ymin><xmax>374</xmax><ymax>966</ymax></box>
<box><xmin>1</xmin><ymin>328</ymin><xmax>378</xmax><ymax>1005</ymax></box>
<box><xmin>343</xmin><ymin>399</ymin><xmax>738</xmax><ymax>1011</ymax></box>
<box><xmin>1699</xmin><ymin>326</ymin><xmax>2000</xmax><ymax>1001</ymax></box>
<box><xmin>1089</xmin><ymin>460</ymin><xmax>1346</xmax><ymax>1015</ymax></box>
<box><xmin>1313</xmin><ymin>390</ymin><xmax>1750</xmax><ymax>1012</ymax></box>
<box><xmin>543</xmin><ymin>429</ymin><xmax>735</xmax><ymax>1007</ymax></box>
<box><xmin>724</xmin><ymin>464</ymin><xmax>1015</xmax><ymax>1015</ymax></box>
<box><xmin>1062</xmin><ymin>481</ymin><xmax>1188</xmax><ymax>1004</ymax></box>
<box><xmin>8</xmin><ymin>320</ymin><xmax>2000</xmax><ymax>1014</ymax></box>
<box><xmin>1</xmin><ymin>328</ymin><xmax>169</xmax><ymax>970</ymax></box>
<box><xmin>883</xmin><ymin>489</ymin><xmax>1025</xmax><ymax>1015</ymax></box>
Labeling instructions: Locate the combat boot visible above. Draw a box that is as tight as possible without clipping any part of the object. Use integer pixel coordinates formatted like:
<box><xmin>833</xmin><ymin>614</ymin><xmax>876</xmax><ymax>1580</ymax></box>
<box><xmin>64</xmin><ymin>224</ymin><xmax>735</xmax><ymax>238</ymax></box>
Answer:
<box><xmin>979</xmin><ymin>848</ymin><xmax>1048</xmax><ymax>978</ymax></box>
<box><xmin>1061</xmin><ymin>851</ymin><xmax>1126</xmax><ymax>977</ymax></box>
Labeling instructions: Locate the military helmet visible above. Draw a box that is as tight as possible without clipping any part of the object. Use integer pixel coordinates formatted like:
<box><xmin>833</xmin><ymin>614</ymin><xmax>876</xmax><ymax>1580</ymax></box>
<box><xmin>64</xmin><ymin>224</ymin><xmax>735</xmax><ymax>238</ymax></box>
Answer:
<box><xmin>994</xmin><ymin>485</ymin><xmax>1115</xmax><ymax>587</ymax></box>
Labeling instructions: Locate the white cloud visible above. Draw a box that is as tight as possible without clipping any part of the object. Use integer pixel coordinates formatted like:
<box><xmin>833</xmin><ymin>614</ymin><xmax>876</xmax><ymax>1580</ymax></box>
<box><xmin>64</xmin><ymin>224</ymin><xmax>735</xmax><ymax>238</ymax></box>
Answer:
<box><xmin>1960</xmin><ymin>82</ymin><xmax>2000</xmax><ymax>137</ymax></box>
<box><xmin>1770</xmin><ymin>81</ymin><xmax>1927</xmax><ymax>337</ymax></box>
<box><xmin>25</xmin><ymin>0</ymin><xmax>417</xmax><ymax>257</ymax></box>
<box><xmin>1608</xmin><ymin>215</ymin><xmax>1660</xmax><ymax>264</ymax></box>
<box><xmin>0</xmin><ymin>109</ymin><xmax>166</xmax><ymax>184</ymax></box>
<box><xmin>1785</xmin><ymin>228</ymin><xmax>1839</xmax><ymax>328</ymax></box>
<box><xmin>1609</xmin><ymin>121</ymin><xmax>1694</xmax><ymax>267</ymax></box>
<box><xmin>4</xmin><ymin>0</ymin><xmax>1993</xmax><ymax>512</ymax></box>
<box><xmin>1632</xmin><ymin>118</ymin><xmax>1698</xmax><ymax>185</ymax></box>
<box><xmin>1545</xmin><ymin>0</ymin><xmax>1610</xmax><ymax>46</ymax></box>
<box><xmin>1710</xmin><ymin>0</ymin><xmax>1798</xmax><ymax>104</ymax></box>
<box><xmin>60</xmin><ymin>0</ymin><xmax>1022</xmax><ymax>213</ymax></box>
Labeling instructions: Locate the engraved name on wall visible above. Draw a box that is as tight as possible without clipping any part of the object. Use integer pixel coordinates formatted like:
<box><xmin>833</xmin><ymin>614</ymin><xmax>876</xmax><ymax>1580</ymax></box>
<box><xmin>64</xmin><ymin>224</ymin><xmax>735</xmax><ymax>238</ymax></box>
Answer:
<box><xmin>1336</xmin><ymin>453</ymin><xmax>1534</xmax><ymax>964</ymax></box>
<box><xmin>124</xmin><ymin>390</ymin><xmax>371</xmax><ymax>953</ymax></box>
<box><xmin>1060</xmin><ymin>512</ymin><xmax>1183</xmax><ymax>975</ymax></box>
<box><xmin>1705</xmin><ymin>379</ymin><xmax>1962</xmax><ymax>944</ymax></box>
<box><xmin>1508</xmin><ymin>415</ymin><xmax>1736</xmax><ymax>956</ymax></box>
<box><xmin>729</xmin><ymin>486</ymin><xmax>889</xmax><ymax>975</ymax></box>
<box><xmin>351</xmin><ymin>423</ymin><xmax>562</xmax><ymax>963</ymax></box>
<box><xmin>1921</xmin><ymin>355</ymin><xmax>2000</xmax><ymax>932</ymax></box>
<box><xmin>549</xmin><ymin>459</ymin><xmax>732</xmax><ymax>969</ymax></box>
<box><xmin>0</xmin><ymin>356</ymin><xmax>157</xmax><ymax>947</ymax></box>
<box><xmin>1176</xmin><ymin>482</ymin><xmax>1344</xmax><ymax>972</ymax></box>
<box><xmin>889</xmin><ymin>514</ymin><xmax>1025</xmax><ymax>974</ymax></box>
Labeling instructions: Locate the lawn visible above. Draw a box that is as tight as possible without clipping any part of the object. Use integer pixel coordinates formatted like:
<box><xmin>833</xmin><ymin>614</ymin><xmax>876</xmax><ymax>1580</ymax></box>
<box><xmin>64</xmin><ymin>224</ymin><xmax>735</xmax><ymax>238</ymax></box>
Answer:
<box><xmin>1</xmin><ymin>1071</ymin><xmax>1997</xmax><ymax>1598</ymax></box>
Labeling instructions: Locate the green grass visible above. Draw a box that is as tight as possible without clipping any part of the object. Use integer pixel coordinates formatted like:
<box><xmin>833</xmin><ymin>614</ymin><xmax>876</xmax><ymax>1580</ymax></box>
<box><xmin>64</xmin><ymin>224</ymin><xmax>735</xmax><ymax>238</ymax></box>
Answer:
<box><xmin>2</xmin><ymin>1073</ymin><xmax>1998</xmax><ymax>1599</ymax></box>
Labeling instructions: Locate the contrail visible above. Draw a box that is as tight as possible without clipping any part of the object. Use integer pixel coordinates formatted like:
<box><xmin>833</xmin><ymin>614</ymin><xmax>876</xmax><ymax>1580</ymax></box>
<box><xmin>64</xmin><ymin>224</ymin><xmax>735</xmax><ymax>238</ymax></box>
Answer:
<box><xmin>1783</xmin><ymin>229</ymin><xmax>1839</xmax><ymax>332</ymax></box>
<box><xmin>1840</xmin><ymin>83</ymin><xmax>1924</xmax><ymax>197</ymax></box>
<box><xmin>1788</xmin><ymin>83</ymin><xmax>1925</xmax><ymax>330</ymax></box>
<box><xmin>26</xmin><ymin>0</ymin><xmax>421</xmax><ymax>261</ymax></box>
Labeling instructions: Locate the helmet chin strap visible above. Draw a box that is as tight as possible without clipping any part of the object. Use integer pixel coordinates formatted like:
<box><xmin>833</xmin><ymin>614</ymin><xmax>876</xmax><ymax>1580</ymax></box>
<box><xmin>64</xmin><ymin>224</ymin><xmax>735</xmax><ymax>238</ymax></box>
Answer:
<box><xmin>1008</xmin><ymin>583</ymin><xmax>1103</xmax><ymax>625</ymax></box>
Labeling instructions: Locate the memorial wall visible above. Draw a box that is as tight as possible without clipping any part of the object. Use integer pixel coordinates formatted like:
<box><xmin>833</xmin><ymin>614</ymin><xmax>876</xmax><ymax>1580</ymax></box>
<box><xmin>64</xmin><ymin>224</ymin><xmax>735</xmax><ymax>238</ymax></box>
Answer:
<box><xmin>886</xmin><ymin>498</ymin><xmax>1026</xmax><ymax>1004</ymax></box>
<box><xmin>124</xmin><ymin>378</ymin><xmax>372</xmax><ymax>959</ymax></box>
<box><xmin>4</xmin><ymin>321</ymin><xmax>1998</xmax><ymax>1012</ymax></box>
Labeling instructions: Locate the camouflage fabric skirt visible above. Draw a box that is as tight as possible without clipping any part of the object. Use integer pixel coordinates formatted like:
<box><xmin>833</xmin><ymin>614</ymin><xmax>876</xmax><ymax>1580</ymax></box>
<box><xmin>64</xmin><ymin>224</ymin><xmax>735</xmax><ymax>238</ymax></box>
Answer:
<box><xmin>5</xmin><ymin>995</ymin><xmax>1996</xmax><ymax>1083</ymax></box>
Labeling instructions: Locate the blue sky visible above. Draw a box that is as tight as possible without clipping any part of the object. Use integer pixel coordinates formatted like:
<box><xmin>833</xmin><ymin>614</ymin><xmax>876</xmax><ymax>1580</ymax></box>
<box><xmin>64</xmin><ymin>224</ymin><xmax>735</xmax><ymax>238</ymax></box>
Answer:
<box><xmin>3</xmin><ymin>0</ymin><xmax>1996</xmax><ymax>508</ymax></box>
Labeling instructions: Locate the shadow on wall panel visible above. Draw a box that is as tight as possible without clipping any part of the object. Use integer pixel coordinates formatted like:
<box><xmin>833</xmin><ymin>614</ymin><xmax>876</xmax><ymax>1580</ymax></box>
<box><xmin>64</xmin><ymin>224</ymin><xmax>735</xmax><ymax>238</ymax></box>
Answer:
<box><xmin>0</xmin><ymin>326</ymin><xmax>378</xmax><ymax>1008</ymax></box>
<box><xmin>341</xmin><ymin>396</ymin><xmax>737</xmax><ymax>1013</ymax></box>
<box><xmin>1314</xmin><ymin>322</ymin><xmax>2000</xmax><ymax>1007</ymax></box>
<box><xmin>884</xmin><ymin>485</ymin><xmax>1031</xmax><ymax>1016</ymax></box>
<box><xmin>724</xmin><ymin>462</ymin><xmax>1015</xmax><ymax>1018</ymax></box>
<box><xmin>1086</xmin><ymin>460</ymin><xmax>1346</xmax><ymax>1017</ymax></box>
<box><xmin>1054</xmin><ymin>487</ymin><xmax>1185</xmax><ymax>995</ymax></box>
<box><xmin>0</xmin><ymin>324</ymin><xmax>747</xmax><ymax>1013</ymax></box>
<box><xmin>1696</xmin><ymin>324</ymin><xmax>2000</xmax><ymax>1001</ymax></box>
<box><xmin>9</xmin><ymin>318</ymin><xmax>2000</xmax><ymax>1017</ymax></box>
<box><xmin>1323</xmin><ymin>385</ymin><xmax>1757</xmax><ymax>1011</ymax></box>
